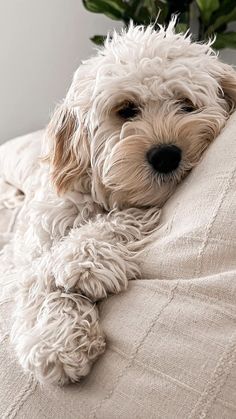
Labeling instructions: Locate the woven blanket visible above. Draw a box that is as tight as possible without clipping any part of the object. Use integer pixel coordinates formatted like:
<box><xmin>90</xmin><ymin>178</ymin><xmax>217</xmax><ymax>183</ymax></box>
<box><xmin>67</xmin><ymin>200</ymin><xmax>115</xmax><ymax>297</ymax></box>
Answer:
<box><xmin>0</xmin><ymin>115</ymin><xmax>235</xmax><ymax>418</ymax></box>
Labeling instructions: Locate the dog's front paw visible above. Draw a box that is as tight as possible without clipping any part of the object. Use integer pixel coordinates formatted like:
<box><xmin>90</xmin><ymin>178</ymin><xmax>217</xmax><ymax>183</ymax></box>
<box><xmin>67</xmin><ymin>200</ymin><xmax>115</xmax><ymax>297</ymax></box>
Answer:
<box><xmin>52</xmin><ymin>238</ymin><xmax>138</xmax><ymax>301</ymax></box>
<box><xmin>12</xmin><ymin>292</ymin><xmax>105</xmax><ymax>385</ymax></box>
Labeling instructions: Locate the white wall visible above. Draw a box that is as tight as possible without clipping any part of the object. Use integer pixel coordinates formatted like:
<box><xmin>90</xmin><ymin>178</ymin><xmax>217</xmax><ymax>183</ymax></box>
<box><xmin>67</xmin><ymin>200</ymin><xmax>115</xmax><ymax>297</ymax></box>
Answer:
<box><xmin>0</xmin><ymin>2</ymin><xmax>235</xmax><ymax>143</ymax></box>
<box><xmin>0</xmin><ymin>0</ymin><xmax>121</xmax><ymax>143</ymax></box>
<box><xmin>221</xmin><ymin>49</ymin><xmax>236</xmax><ymax>65</ymax></box>
<box><xmin>220</xmin><ymin>22</ymin><xmax>236</xmax><ymax>66</ymax></box>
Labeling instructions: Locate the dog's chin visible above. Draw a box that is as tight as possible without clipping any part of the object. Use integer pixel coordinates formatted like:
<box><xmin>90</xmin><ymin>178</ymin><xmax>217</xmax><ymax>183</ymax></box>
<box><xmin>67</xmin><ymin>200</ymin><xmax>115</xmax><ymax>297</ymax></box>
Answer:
<box><xmin>102</xmin><ymin>175</ymin><xmax>178</xmax><ymax>209</ymax></box>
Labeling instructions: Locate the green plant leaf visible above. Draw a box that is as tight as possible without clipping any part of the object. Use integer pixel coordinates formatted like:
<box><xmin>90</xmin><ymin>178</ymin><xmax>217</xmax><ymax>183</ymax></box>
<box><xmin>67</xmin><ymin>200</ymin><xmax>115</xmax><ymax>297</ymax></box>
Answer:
<box><xmin>196</xmin><ymin>0</ymin><xmax>220</xmax><ymax>23</ymax></box>
<box><xmin>208</xmin><ymin>0</ymin><xmax>235</xmax><ymax>24</ymax></box>
<box><xmin>122</xmin><ymin>0</ymin><xmax>158</xmax><ymax>25</ymax></box>
<box><xmin>208</xmin><ymin>6</ymin><xmax>236</xmax><ymax>34</ymax></box>
<box><xmin>141</xmin><ymin>0</ymin><xmax>166</xmax><ymax>19</ymax></box>
<box><xmin>82</xmin><ymin>0</ymin><xmax>126</xmax><ymax>20</ymax></box>
<box><xmin>82</xmin><ymin>0</ymin><xmax>236</xmax><ymax>50</ymax></box>
<box><xmin>131</xmin><ymin>6</ymin><xmax>153</xmax><ymax>25</ymax></box>
<box><xmin>90</xmin><ymin>35</ymin><xmax>107</xmax><ymax>45</ymax></box>
<box><xmin>213</xmin><ymin>31</ymin><xmax>236</xmax><ymax>49</ymax></box>
<box><xmin>176</xmin><ymin>23</ymin><xmax>188</xmax><ymax>34</ymax></box>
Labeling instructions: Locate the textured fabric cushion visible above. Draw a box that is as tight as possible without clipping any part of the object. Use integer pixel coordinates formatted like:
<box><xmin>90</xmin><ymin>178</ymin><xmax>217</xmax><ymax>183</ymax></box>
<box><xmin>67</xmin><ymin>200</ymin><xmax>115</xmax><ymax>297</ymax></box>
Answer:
<box><xmin>0</xmin><ymin>113</ymin><xmax>236</xmax><ymax>418</ymax></box>
<box><xmin>0</xmin><ymin>130</ymin><xmax>42</xmax><ymax>194</ymax></box>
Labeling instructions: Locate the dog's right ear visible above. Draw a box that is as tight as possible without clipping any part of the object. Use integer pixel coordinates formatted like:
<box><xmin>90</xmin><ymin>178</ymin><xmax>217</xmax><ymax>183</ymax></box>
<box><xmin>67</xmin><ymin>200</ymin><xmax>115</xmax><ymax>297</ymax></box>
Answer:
<box><xmin>46</xmin><ymin>103</ymin><xmax>91</xmax><ymax>194</ymax></box>
<box><xmin>218</xmin><ymin>63</ymin><xmax>236</xmax><ymax>112</ymax></box>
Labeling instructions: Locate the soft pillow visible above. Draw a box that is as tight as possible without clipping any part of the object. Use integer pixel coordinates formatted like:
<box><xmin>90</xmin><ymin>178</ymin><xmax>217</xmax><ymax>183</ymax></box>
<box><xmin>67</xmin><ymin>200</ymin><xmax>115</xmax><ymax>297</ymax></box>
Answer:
<box><xmin>0</xmin><ymin>130</ymin><xmax>42</xmax><ymax>194</ymax></box>
<box><xmin>0</xmin><ymin>113</ymin><xmax>235</xmax><ymax>418</ymax></box>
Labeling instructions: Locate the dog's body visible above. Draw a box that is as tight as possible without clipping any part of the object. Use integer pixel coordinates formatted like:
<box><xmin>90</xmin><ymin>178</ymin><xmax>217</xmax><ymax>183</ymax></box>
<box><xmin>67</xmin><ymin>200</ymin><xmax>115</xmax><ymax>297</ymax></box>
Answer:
<box><xmin>10</xmin><ymin>20</ymin><xmax>236</xmax><ymax>385</ymax></box>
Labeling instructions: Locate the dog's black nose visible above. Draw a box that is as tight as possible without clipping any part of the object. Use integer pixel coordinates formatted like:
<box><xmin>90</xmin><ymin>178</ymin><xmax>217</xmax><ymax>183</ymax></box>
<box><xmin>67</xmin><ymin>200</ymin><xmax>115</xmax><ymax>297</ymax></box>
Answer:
<box><xmin>147</xmin><ymin>145</ymin><xmax>182</xmax><ymax>174</ymax></box>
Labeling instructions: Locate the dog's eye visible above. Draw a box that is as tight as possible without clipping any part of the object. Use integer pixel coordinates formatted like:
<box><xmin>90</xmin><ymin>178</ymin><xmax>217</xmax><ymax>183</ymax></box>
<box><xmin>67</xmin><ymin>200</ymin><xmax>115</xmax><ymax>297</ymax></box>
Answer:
<box><xmin>180</xmin><ymin>99</ymin><xmax>196</xmax><ymax>113</ymax></box>
<box><xmin>117</xmin><ymin>102</ymin><xmax>140</xmax><ymax>120</ymax></box>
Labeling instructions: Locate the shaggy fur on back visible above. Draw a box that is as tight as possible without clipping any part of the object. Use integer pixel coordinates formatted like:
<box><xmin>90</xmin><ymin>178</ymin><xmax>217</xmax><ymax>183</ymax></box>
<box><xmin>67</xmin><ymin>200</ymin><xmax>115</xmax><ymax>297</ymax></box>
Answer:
<box><xmin>10</xmin><ymin>19</ymin><xmax>236</xmax><ymax>385</ymax></box>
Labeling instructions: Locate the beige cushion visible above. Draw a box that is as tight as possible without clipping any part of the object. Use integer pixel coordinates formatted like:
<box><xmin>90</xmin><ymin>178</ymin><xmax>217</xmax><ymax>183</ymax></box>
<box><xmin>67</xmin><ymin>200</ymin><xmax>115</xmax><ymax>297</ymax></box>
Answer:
<box><xmin>0</xmin><ymin>113</ymin><xmax>236</xmax><ymax>418</ymax></box>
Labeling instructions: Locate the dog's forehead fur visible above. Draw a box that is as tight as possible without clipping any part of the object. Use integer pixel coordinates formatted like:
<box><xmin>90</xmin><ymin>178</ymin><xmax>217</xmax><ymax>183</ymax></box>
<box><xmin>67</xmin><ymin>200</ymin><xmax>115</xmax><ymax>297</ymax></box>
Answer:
<box><xmin>70</xmin><ymin>21</ymin><xmax>222</xmax><ymax>110</ymax></box>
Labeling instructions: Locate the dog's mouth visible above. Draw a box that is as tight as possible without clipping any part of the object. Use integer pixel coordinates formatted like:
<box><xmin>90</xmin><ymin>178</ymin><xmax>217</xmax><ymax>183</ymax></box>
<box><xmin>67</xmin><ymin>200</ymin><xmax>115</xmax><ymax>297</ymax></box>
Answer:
<box><xmin>154</xmin><ymin>166</ymin><xmax>190</xmax><ymax>187</ymax></box>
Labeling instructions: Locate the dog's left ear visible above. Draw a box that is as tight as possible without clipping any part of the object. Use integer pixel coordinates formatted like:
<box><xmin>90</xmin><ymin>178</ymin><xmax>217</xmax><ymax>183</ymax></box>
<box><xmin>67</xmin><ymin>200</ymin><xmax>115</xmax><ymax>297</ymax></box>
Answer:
<box><xmin>46</xmin><ymin>103</ymin><xmax>91</xmax><ymax>194</ymax></box>
<box><xmin>218</xmin><ymin>63</ymin><xmax>236</xmax><ymax>112</ymax></box>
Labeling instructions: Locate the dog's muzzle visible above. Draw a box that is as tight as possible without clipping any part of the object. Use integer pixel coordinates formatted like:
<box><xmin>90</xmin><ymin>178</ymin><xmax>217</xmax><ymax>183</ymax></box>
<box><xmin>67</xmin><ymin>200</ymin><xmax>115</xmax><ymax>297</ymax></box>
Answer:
<box><xmin>147</xmin><ymin>144</ymin><xmax>182</xmax><ymax>174</ymax></box>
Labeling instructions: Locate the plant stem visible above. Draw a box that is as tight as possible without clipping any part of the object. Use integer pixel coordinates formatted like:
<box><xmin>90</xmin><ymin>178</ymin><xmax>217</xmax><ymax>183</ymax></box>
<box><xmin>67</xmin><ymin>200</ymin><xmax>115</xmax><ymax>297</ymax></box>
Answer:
<box><xmin>198</xmin><ymin>19</ymin><xmax>206</xmax><ymax>41</ymax></box>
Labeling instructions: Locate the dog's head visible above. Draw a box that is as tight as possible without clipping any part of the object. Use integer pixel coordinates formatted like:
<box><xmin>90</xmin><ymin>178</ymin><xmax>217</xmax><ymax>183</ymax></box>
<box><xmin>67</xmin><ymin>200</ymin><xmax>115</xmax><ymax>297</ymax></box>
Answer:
<box><xmin>46</xmin><ymin>20</ymin><xmax>236</xmax><ymax>210</ymax></box>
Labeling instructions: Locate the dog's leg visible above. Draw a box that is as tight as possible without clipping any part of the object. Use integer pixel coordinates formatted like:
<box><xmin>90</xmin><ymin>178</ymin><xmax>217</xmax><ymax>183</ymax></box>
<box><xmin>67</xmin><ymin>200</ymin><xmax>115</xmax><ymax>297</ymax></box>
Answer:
<box><xmin>11</xmin><ymin>207</ymin><xmax>159</xmax><ymax>384</ymax></box>
<box><xmin>11</xmin><ymin>253</ymin><xmax>105</xmax><ymax>385</ymax></box>
<box><xmin>52</xmin><ymin>207</ymin><xmax>161</xmax><ymax>301</ymax></box>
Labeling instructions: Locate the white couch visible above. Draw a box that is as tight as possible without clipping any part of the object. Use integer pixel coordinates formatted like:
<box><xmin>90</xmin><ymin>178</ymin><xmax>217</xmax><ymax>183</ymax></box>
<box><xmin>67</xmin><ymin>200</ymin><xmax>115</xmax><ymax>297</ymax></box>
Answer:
<box><xmin>0</xmin><ymin>114</ymin><xmax>236</xmax><ymax>419</ymax></box>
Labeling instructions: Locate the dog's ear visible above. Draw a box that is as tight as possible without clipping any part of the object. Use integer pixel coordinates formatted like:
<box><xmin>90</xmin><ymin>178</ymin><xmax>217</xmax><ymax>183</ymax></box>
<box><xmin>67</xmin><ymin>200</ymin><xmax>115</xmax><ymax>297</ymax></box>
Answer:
<box><xmin>46</xmin><ymin>103</ymin><xmax>91</xmax><ymax>194</ymax></box>
<box><xmin>218</xmin><ymin>63</ymin><xmax>236</xmax><ymax>112</ymax></box>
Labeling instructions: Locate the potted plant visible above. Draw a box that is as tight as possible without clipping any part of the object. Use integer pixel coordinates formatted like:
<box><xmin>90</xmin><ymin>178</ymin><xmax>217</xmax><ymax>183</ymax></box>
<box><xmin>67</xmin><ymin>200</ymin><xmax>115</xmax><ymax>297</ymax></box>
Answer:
<box><xmin>82</xmin><ymin>0</ymin><xmax>236</xmax><ymax>50</ymax></box>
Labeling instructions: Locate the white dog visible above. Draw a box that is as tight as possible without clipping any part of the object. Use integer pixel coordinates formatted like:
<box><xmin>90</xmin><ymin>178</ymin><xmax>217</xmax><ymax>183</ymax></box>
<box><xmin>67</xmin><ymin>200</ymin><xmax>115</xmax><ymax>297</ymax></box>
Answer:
<box><xmin>9</xmin><ymin>19</ymin><xmax>236</xmax><ymax>385</ymax></box>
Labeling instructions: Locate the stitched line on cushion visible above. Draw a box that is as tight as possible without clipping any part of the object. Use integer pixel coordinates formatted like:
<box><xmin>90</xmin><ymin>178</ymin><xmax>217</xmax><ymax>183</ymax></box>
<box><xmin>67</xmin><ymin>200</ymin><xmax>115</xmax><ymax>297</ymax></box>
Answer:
<box><xmin>218</xmin><ymin>399</ymin><xmax>236</xmax><ymax>412</ymax></box>
<box><xmin>183</xmin><ymin>234</ymin><xmax>236</xmax><ymax>246</ymax></box>
<box><xmin>142</xmin><ymin>202</ymin><xmax>180</xmax><ymax>262</ymax></box>
<box><xmin>187</xmin><ymin>332</ymin><xmax>236</xmax><ymax>419</ymax></box>
<box><xmin>109</xmin><ymin>344</ymin><xmax>202</xmax><ymax>395</ymax></box>
<box><xmin>109</xmin><ymin>340</ymin><xmax>236</xmax><ymax>412</ymax></box>
<box><xmin>89</xmin><ymin>280</ymin><xmax>180</xmax><ymax>419</ymax></box>
<box><xmin>3</xmin><ymin>374</ymin><xmax>37</xmax><ymax>419</ymax></box>
<box><xmin>0</xmin><ymin>332</ymin><xmax>9</xmax><ymax>344</ymax></box>
<box><xmin>109</xmin><ymin>340</ymin><xmax>236</xmax><ymax>416</ymax></box>
<box><xmin>195</xmin><ymin>166</ymin><xmax>236</xmax><ymax>279</ymax></box>
<box><xmin>130</xmin><ymin>281</ymin><xmax>236</xmax><ymax>315</ymax></box>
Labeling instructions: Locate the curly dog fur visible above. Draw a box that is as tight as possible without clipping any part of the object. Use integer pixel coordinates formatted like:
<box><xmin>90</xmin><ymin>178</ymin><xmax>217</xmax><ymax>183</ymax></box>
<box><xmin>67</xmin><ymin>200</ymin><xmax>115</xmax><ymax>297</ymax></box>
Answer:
<box><xmin>10</xmin><ymin>19</ymin><xmax>236</xmax><ymax>385</ymax></box>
